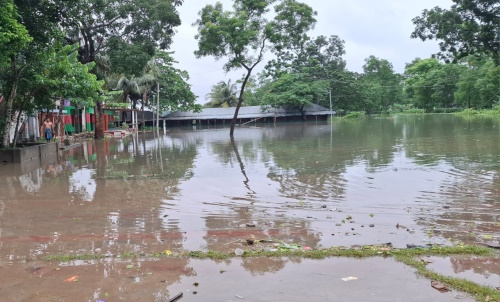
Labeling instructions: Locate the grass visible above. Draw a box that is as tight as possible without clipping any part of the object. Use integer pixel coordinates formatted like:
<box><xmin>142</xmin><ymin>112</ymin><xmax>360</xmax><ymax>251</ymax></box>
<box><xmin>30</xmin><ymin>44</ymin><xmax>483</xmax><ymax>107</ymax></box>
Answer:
<box><xmin>455</xmin><ymin>106</ymin><xmax>500</xmax><ymax>116</ymax></box>
<box><xmin>42</xmin><ymin>244</ymin><xmax>493</xmax><ymax>261</ymax></box>
<box><xmin>40</xmin><ymin>244</ymin><xmax>499</xmax><ymax>301</ymax></box>
<box><xmin>396</xmin><ymin>254</ymin><xmax>500</xmax><ymax>302</ymax></box>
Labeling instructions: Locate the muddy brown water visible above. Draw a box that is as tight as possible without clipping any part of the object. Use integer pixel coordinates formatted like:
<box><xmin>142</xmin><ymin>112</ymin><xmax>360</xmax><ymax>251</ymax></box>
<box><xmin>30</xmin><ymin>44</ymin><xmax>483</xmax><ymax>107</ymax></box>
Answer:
<box><xmin>0</xmin><ymin>114</ymin><xmax>499</xmax><ymax>300</ymax></box>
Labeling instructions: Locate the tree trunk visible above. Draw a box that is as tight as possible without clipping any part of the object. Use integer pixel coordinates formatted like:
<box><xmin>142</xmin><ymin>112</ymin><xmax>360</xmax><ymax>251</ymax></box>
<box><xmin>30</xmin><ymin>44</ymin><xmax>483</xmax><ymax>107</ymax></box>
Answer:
<box><xmin>230</xmin><ymin>69</ymin><xmax>253</xmax><ymax>137</ymax></box>
<box><xmin>94</xmin><ymin>101</ymin><xmax>105</xmax><ymax>139</ymax></box>
<box><xmin>2</xmin><ymin>66</ymin><xmax>19</xmax><ymax>147</ymax></box>
<box><xmin>75</xmin><ymin>104</ymin><xmax>81</xmax><ymax>134</ymax></box>
<box><xmin>12</xmin><ymin>100</ymin><xmax>26</xmax><ymax>148</ymax></box>
<box><xmin>55</xmin><ymin>101</ymin><xmax>64</xmax><ymax>138</ymax></box>
<box><xmin>300</xmin><ymin>105</ymin><xmax>306</xmax><ymax>121</ymax></box>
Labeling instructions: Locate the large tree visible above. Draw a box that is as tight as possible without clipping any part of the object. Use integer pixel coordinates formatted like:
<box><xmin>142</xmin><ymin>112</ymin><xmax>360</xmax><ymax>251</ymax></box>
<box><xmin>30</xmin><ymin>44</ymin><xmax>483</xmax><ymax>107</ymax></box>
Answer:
<box><xmin>411</xmin><ymin>0</ymin><xmax>499</xmax><ymax>65</ymax></box>
<box><xmin>361</xmin><ymin>55</ymin><xmax>403</xmax><ymax>112</ymax></box>
<box><xmin>262</xmin><ymin>72</ymin><xmax>329</xmax><ymax>120</ymax></box>
<box><xmin>266</xmin><ymin>35</ymin><xmax>346</xmax><ymax>80</ymax></box>
<box><xmin>194</xmin><ymin>0</ymin><xmax>317</xmax><ymax>136</ymax></box>
<box><xmin>0</xmin><ymin>0</ymin><xmax>32</xmax><ymax>146</ymax></box>
<box><xmin>455</xmin><ymin>57</ymin><xmax>499</xmax><ymax>108</ymax></box>
<box><xmin>404</xmin><ymin>58</ymin><xmax>465</xmax><ymax>111</ymax></box>
<box><xmin>14</xmin><ymin>0</ymin><xmax>184</xmax><ymax>138</ymax></box>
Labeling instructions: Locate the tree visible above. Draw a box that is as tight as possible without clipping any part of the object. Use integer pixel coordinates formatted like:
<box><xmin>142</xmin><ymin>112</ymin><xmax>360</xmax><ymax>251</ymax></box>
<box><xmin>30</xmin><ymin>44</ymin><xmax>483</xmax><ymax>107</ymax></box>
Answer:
<box><xmin>361</xmin><ymin>56</ymin><xmax>403</xmax><ymax>112</ymax></box>
<box><xmin>14</xmin><ymin>0</ymin><xmax>184</xmax><ymax>138</ymax></box>
<box><xmin>266</xmin><ymin>35</ymin><xmax>346</xmax><ymax>80</ymax></box>
<box><xmin>404</xmin><ymin>58</ymin><xmax>465</xmax><ymax>111</ymax></box>
<box><xmin>205</xmin><ymin>80</ymin><xmax>238</xmax><ymax>108</ymax></box>
<box><xmin>412</xmin><ymin>0</ymin><xmax>499</xmax><ymax>65</ymax></box>
<box><xmin>152</xmin><ymin>51</ymin><xmax>199</xmax><ymax>114</ymax></box>
<box><xmin>0</xmin><ymin>0</ymin><xmax>32</xmax><ymax>147</ymax></box>
<box><xmin>455</xmin><ymin>57</ymin><xmax>500</xmax><ymax>108</ymax></box>
<box><xmin>328</xmin><ymin>71</ymin><xmax>368</xmax><ymax>113</ymax></box>
<box><xmin>262</xmin><ymin>73</ymin><xmax>329</xmax><ymax>120</ymax></box>
<box><xmin>2</xmin><ymin>43</ymin><xmax>103</xmax><ymax>147</ymax></box>
<box><xmin>194</xmin><ymin>0</ymin><xmax>317</xmax><ymax>136</ymax></box>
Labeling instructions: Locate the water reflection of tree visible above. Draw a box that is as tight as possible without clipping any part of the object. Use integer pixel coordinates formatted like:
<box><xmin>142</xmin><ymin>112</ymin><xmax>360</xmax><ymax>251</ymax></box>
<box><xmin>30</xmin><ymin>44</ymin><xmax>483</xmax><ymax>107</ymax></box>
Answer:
<box><xmin>449</xmin><ymin>256</ymin><xmax>500</xmax><ymax>278</ymax></box>
<box><xmin>261</xmin><ymin>120</ymin><xmax>405</xmax><ymax>201</ymax></box>
<box><xmin>241</xmin><ymin>257</ymin><xmax>288</xmax><ymax>276</ymax></box>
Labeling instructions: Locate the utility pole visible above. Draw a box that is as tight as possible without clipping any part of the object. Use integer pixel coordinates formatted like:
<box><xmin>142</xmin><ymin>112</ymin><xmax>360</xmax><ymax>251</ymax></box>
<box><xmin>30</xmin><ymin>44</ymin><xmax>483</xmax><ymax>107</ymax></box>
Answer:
<box><xmin>156</xmin><ymin>82</ymin><xmax>160</xmax><ymax>129</ymax></box>
<box><xmin>329</xmin><ymin>89</ymin><xmax>333</xmax><ymax>117</ymax></box>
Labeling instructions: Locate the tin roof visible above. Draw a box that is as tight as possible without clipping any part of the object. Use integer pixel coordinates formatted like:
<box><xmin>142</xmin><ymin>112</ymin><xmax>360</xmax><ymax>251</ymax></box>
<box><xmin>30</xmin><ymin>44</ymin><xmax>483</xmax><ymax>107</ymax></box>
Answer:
<box><xmin>162</xmin><ymin>104</ymin><xmax>334</xmax><ymax>120</ymax></box>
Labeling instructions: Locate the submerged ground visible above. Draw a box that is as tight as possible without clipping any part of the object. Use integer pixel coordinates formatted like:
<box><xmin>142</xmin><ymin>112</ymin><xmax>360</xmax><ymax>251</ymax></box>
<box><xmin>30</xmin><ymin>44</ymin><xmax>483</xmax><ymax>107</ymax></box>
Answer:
<box><xmin>0</xmin><ymin>115</ymin><xmax>499</xmax><ymax>301</ymax></box>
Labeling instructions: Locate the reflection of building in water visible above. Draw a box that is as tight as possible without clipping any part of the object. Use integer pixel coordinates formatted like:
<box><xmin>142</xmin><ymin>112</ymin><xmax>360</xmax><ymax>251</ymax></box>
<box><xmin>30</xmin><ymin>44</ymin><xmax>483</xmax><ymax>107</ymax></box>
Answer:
<box><xmin>18</xmin><ymin>169</ymin><xmax>43</xmax><ymax>193</ymax></box>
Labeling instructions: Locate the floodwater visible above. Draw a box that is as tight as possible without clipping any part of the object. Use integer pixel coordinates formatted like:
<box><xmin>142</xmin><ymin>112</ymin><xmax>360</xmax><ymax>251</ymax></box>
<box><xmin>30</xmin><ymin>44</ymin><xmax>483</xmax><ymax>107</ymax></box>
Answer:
<box><xmin>0</xmin><ymin>114</ymin><xmax>499</xmax><ymax>301</ymax></box>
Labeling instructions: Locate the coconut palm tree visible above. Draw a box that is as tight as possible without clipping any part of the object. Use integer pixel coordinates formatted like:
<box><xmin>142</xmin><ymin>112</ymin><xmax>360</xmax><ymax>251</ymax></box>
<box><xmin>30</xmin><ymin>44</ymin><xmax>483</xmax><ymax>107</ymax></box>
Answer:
<box><xmin>204</xmin><ymin>80</ymin><xmax>238</xmax><ymax>108</ymax></box>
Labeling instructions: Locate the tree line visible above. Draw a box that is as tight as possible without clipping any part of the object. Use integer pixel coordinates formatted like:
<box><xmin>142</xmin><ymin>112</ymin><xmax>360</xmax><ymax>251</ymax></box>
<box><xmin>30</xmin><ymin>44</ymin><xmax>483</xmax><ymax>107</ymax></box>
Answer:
<box><xmin>200</xmin><ymin>0</ymin><xmax>498</xmax><ymax>121</ymax></box>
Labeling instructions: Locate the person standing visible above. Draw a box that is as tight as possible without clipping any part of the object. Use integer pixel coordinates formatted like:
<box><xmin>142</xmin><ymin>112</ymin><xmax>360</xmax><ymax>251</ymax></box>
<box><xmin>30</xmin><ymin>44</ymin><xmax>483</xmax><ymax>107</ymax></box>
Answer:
<box><xmin>41</xmin><ymin>118</ymin><xmax>54</xmax><ymax>142</ymax></box>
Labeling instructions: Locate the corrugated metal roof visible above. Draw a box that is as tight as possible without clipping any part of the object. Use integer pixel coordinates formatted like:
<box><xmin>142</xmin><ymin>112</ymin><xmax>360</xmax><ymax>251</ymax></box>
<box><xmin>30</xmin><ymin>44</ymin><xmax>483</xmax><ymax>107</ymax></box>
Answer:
<box><xmin>162</xmin><ymin>104</ymin><xmax>334</xmax><ymax>120</ymax></box>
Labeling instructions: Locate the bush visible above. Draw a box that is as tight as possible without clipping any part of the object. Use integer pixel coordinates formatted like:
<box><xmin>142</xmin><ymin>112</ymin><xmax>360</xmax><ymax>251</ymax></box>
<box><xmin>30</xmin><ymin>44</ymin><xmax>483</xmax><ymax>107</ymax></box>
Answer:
<box><xmin>455</xmin><ymin>108</ymin><xmax>480</xmax><ymax>115</ymax></box>
<box><xmin>388</xmin><ymin>103</ymin><xmax>425</xmax><ymax>114</ymax></box>
<box><xmin>344</xmin><ymin>111</ymin><xmax>365</xmax><ymax>119</ymax></box>
<box><xmin>431</xmin><ymin>107</ymin><xmax>463</xmax><ymax>113</ymax></box>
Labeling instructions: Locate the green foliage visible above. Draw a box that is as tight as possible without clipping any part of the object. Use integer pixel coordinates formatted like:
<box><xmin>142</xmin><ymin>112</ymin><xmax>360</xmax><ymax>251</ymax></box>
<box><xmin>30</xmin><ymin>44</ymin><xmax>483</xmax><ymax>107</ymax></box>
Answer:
<box><xmin>344</xmin><ymin>111</ymin><xmax>365</xmax><ymax>119</ymax></box>
<box><xmin>454</xmin><ymin>57</ymin><xmax>499</xmax><ymax>108</ymax></box>
<box><xmin>361</xmin><ymin>55</ymin><xmax>404</xmax><ymax>112</ymax></box>
<box><xmin>153</xmin><ymin>51</ymin><xmax>200</xmax><ymax>113</ymax></box>
<box><xmin>404</xmin><ymin>58</ymin><xmax>464</xmax><ymax>112</ymax></box>
<box><xmin>388</xmin><ymin>104</ymin><xmax>425</xmax><ymax>114</ymax></box>
<box><xmin>261</xmin><ymin>73</ymin><xmax>329</xmax><ymax>117</ymax></box>
<box><xmin>0</xmin><ymin>0</ymin><xmax>31</xmax><ymax>67</ymax></box>
<box><xmin>455</xmin><ymin>107</ymin><xmax>500</xmax><ymax>116</ymax></box>
<box><xmin>205</xmin><ymin>79</ymin><xmax>238</xmax><ymax>108</ymax></box>
<box><xmin>34</xmin><ymin>44</ymin><xmax>104</xmax><ymax>107</ymax></box>
<box><xmin>412</xmin><ymin>0</ymin><xmax>499</xmax><ymax>65</ymax></box>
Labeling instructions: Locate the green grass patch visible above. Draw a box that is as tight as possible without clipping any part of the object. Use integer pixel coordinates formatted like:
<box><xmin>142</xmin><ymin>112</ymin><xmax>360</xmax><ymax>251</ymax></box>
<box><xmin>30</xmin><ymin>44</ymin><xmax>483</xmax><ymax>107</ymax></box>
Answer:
<box><xmin>42</xmin><ymin>254</ymin><xmax>107</xmax><ymax>262</ymax></box>
<box><xmin>41</xmin><ymin>244</ymin><xmax>493</xmax><ymax>262</ymax></box>
<box><xmin>395</xmin><ymin>254</ymin><xmax>500</xmax><ymax>302</ymax></box>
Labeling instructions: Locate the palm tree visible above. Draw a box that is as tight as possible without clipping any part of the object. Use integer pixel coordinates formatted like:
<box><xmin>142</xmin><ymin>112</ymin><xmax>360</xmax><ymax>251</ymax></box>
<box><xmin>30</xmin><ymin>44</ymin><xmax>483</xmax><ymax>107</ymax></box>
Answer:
<box><xmin>205</xmin><ymin>80</ymin><xmax>238</xmax><ymax>108</ymax></box>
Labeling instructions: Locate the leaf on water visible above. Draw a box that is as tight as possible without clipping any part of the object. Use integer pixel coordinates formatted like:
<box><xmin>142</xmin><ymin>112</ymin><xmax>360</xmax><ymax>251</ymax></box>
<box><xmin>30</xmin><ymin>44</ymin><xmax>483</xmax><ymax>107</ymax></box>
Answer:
<box><xmin>126</xmin><ymin>265</ymin><xmax>134</xmax><ymax>269</ymax></box>
<box><xmin>165</xmin><ymin>250</ymin><xmax>172</xmax><ymax>255</ymax></box>
<box><xmin>482</xmin><ymin>234</ymin><xmax>493</xmax><ymax>240</ymax></box>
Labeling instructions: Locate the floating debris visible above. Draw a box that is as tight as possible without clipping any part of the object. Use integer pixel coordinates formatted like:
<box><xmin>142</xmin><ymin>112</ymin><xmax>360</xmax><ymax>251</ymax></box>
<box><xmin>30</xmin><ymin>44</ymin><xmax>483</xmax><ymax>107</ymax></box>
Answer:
<box><xmin>431</xmin><ymin>280</ymin><xmax>450</xmax><ymax>293</ymax></box>
<box><xmin>168</xmin><ymin>292</ymin><xmax>183</xmax><ymax>302</ymax></box>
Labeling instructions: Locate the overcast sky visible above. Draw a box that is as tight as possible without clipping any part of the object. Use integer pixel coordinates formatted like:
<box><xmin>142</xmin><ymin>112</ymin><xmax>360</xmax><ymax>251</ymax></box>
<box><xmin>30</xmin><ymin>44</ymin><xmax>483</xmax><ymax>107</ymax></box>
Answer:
<box><xmin>169</xmin><ymin>0</ymin><xmax>453</xmax><ymax>104</ymax></box>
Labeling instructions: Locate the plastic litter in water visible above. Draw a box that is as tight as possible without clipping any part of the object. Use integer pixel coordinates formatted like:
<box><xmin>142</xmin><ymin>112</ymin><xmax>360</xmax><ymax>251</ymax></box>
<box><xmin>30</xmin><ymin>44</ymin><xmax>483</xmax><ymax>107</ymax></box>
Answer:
<box><xmin>235</xmin><ymin>248</ymin><xmax>244</xmax><ymax>256</ymax></box>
